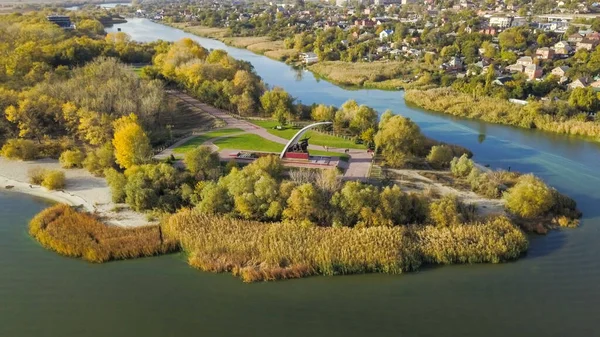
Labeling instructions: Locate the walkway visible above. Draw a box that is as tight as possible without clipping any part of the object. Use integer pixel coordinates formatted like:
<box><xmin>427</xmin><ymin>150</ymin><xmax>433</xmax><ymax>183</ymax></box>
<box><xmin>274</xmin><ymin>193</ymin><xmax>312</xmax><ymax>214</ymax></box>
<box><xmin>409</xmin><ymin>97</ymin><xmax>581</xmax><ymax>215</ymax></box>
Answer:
<box><xmin>163</xmin><ymin>91</ymin><xmax>372</xmax><ymax>180</ymax></box>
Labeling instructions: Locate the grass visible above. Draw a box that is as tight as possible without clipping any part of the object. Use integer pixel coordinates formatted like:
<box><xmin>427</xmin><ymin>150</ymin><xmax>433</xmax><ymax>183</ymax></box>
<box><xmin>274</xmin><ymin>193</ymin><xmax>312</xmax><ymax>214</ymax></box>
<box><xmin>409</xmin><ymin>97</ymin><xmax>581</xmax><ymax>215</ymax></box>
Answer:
<box><xmin>173</xmin><ymin>128</ymin><xmax>244</xmax><ymax>153</ymax></box>
<box><xmin>214</xmin><ymin>133</ymin><xmax>285</xmax><ymax>152</ymax></box>
<box><xmin>29</xmin><ymin>204</ymin><xmax>178</xmax><ymax>263</ymax></box>
<box><xmin>213</xmin><ymin>133</ymin><xmax>350</xmax><ymax>160</ymax></box>
<box><xmin>249</xmin><ymin>120</ymin><xmax>365</xmax><ymax>149</ymax></box>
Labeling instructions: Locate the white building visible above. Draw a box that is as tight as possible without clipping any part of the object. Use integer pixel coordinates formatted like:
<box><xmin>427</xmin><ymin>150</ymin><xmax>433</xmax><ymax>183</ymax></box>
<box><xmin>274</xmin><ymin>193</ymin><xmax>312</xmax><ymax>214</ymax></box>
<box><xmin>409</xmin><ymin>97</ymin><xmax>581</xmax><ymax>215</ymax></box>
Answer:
<box><xmin>489</xmin><ymin>16</ymin><xmax>512</xmax><ymax>28</ymax></box>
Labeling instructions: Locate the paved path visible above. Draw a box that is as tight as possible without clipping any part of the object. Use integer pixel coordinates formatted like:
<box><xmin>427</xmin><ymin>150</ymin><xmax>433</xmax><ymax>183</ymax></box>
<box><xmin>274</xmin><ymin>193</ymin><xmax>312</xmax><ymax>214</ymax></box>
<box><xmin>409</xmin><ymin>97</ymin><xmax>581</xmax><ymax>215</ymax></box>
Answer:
<box><xmin>162</xmin><ymin>91</ymin><xmax>372</xmax><ymax>179</ymax></box>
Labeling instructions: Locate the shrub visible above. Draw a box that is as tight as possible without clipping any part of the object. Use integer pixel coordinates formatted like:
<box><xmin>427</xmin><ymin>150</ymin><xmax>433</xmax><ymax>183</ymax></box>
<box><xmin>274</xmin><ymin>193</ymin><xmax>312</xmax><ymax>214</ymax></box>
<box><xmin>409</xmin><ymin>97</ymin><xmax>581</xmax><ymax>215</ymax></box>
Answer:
<box><xmin>83</xmin><ymin>143</ymin><xmax>115</xmax><ymax>176</ymax></box>
<box><xmin>104</xmin><ymin>168</ymin><xmax>127</xmax><ymax>203</ymax></box>
<box><xmin>39</xmin><ymin>137</ymin><xmax>74</xmax><ymax>159</ymax></box>
<box><xmin>428</xmin><ymin>195</ymin><xmax>463</xmax><ymax>227</ymax></box>
<box><xmin>29</xmin><ymin>204</ymin><xmax>178</xmax><ymax>263</ymax></box>
<box><xmin>41</xmin><ymin>170</ymin><xmax>66</xmax><ymax>190</ymax></box>
<box><xmin>59</xmin><ymin>149</ymin><xmax>85</xmax><ymax>168</ymax></box>
<box><xmin>450</xmin><ymin>154</ymin><xmax>474</xmax><ymax>177</ymax></box>
<box><xmin>28</xmin><ymin>167</ymin><xmax>47</xmax><ymax>185</ymax></box>
<box><xmin>1</xmin><ymin>138</ymin><xmax>38</xmax><ymax>160</ymax></box>
<box><xmin>504</xmin><ymin>174</ymin><xmax>554</xmax><ymax>218</ymax></box>
<box><xmin>427</xmin><ymin>145</ymin><xmax>454</xmax><ymax>168</ymax></box>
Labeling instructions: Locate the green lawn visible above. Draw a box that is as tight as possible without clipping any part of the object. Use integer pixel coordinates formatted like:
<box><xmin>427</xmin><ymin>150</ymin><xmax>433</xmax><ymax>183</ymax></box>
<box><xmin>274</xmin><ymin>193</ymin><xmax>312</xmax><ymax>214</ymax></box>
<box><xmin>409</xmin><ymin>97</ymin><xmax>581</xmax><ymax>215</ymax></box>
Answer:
<box><xmin>249</xmin><ymin>120</ymin><xmax>365</xmax><ymax>149</ymax></box>
<box><xmin>213</xmin><ymin>133</ymin><xmax>350</xmax><ymax>160</ymax></box>
<box><xmin>173</xmin><ymin>128</ymin><xmax>244</xmax><ymax>153</ymax></box>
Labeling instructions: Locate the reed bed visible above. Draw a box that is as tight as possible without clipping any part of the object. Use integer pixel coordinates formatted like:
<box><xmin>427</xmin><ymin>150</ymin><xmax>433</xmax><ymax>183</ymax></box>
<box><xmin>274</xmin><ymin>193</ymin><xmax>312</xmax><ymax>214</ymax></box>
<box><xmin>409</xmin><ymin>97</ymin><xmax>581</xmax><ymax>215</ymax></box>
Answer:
<box><xmin>164</xmin><ymin>210</ymin><xmax>529</xmax><ymax>282</ymax></box>
<box><xmin>29</xmin><ymin>204</ymin><xmax>178</xmax><ymax>263</ymax></box>
<box><xmin>405</xmin><ymin>88</ymin><xmax>600</xmax><ymax>139</ymax></box>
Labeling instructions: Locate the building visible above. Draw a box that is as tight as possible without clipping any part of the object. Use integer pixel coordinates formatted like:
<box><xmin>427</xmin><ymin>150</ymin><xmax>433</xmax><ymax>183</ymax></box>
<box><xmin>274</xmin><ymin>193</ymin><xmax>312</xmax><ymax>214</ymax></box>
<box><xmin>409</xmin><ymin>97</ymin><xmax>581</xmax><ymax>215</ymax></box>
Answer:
<box><xmin>569</xmin><ymin>77</ymin><xmax>591</xmax><ymax>89</ymax></box>
<box><xmin>47</xmin><ymin>15</ymin><xmax>73</xmax><ymax>29</ymax></box>
<box><xmin>516</xmin><ymin>56</ymin><xmax>534</xmax><ymax>66</ymax></box>
<box><xmin>551</xmin><ymin>66</ymin><xmax>570</xmax><ymax>77</ymax></box>
<box><xmin>553</xmin><ymin>41</ymin><xmax>573</xmax><ymax>55</ymax></box>
<box><xmin>568</xmin><ymin>33</ymin><xmax>584</xmax><ymax>43</ymax></box>
<box><xmin>576</xmin><ymin>38</ymin><xmax>599</xmax><ymax>51</ymax></box>
<box><xmin>379</xmin><ymin>29</ymin><xmax>394</xmax><ymax>41</ymax></box>
<box><xmin>511</xmin><ymin>17</ymin><xmax>527</xmax><ymax>27</ymax></box>
<box><xmin>489</xmin><ymin>16</ymin><xmax>512</xmax><ymax>28</ymax></box>
<box><xmin>479</xmin><ymin>27</ymin><xmax>499</xmax><ymax>36</ymax></box>
<box><xmin>524</xmin><ymin>64</ymin><xmax>543</xmax><ymax>80</ymax></box>
<box><xmin>300</xmin><ymin>52</ymin><xmax>319</xmax><ymax>65</ymax></box>
<box><xmin>536</xmin><ymin>47</ymin><xmax>555</xmax><ymax>60</ymax></box>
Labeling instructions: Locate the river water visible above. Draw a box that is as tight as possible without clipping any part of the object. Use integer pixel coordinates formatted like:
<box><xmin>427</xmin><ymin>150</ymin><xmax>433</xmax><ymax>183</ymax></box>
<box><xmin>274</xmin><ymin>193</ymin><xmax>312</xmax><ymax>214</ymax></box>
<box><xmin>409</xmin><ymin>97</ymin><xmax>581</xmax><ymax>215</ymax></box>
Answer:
<box><xmin>1</xmin><ymin>18</ymin><xmax>598</xmax><ymax>337</ymax></box>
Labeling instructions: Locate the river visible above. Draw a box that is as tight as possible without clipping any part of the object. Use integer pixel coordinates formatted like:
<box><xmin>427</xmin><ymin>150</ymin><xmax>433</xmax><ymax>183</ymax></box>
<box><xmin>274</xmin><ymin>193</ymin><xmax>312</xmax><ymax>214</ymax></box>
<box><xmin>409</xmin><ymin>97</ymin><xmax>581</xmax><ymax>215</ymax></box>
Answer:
<box><xmin>1</xmin><ymin>18</ymin><xmax>598</xmax><ymax>337</ymax></box>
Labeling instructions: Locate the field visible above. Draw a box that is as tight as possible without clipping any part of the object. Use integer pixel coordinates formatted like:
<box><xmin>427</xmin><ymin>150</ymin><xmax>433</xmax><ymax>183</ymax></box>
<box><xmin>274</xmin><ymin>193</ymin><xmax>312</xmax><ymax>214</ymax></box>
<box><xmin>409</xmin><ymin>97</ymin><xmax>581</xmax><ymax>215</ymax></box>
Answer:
<box><xmin>249</xmin><ymin>120</ymin><xmax>365</xmax><ymax>149</ymax></box>
<box><xmin>171</xmin><ymin>23</ymin><xmax>229</xmax><ymax>39</ymax></box>
<box><xmin>173</xmin><ymin>128</ymin><xmax>244</xmax><ymax>153</ymax></box>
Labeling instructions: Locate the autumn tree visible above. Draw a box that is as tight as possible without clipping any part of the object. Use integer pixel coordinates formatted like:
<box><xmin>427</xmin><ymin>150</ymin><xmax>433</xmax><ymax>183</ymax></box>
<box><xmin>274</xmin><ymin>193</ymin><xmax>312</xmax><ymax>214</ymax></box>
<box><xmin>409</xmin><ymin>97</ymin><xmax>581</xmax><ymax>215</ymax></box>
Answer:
<box><xmin>112</xmin><ymin>114</ymin><xmax>152</xmax><ymax>169</ymax></box>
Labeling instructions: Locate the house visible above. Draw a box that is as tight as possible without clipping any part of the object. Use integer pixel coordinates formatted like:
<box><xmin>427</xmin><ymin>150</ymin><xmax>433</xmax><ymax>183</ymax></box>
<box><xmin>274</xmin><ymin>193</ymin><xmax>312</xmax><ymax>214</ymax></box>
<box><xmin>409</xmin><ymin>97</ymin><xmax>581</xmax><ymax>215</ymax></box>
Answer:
<box><xmin>587</xmin><ymin>32</ymin><xmax>600</xmax><ymax>41</ymax></box>
<box><xmin>568</xmin><ymin>77</ymin><xmax>591</xmax><ymax>89</ymax></box>
<box><xmin>506</xmin><ymin>64</ymin><xmax>525</xmax><ymax>73</ymax></box>
<box><xmin>551</xmin><ymin>66</ymin><xmax>570</xmax><ymax>77</ymax></box>
<box><xmin>576</xmin><ymin>38</ymin><xmax>599</xmax><ymax>51</ymax></box>
<box><xmin>355</xmin><ymin>19</ymin><xmax>375</xmax><ymax>28</ymax></box>
<box><xmin>516</xmin><ymin>56</ymin><xmax>534</xmax><ymax>66</ymax></box>
<box><xmin>379</xmin><ymin>30</ymin><xmax>394</xmax><ymax>41</ymax></box>
<box><xmin>479</xmin><ymin>27</ymin><xmax>498</xmax><ymax>36</ymax></box>
<box><xmin>493</xmin><ymin>76</ymin><xmax>513</xmax><ymax>86</ymax></box>
<box><xmin>511</xmin><ymin>17</ymin><xmax>527</xmax><ymax>27</ymax></box>
<box><xmin>47</xmin><ymin>15</ymin><xmax>74</xmax><ymax>29</ymax></box>
<box><xmin>589</xmin><ymin>80</ymin><xmax>600</xmax><ymax>90</ymax></box>
<box><xmin>300</xmin><ymin>52</ymin><xmax>319</xmax><ymax>65</ymax></box>
<box><xmin>489</xmin><ymin>16</ymin><xmax>512</xmax><ymax>28</ymax></box>
<box><xmin>536</xmin><ymin>47</ymin><xmax>555</xmax><ymax>60</ymax></box>
<box><xmin>524</xmin><ymin>64</ymin><xmax>543</xmax><ymax>80</ymax></box>
<box><xmin>440</xmin><ymin>56</ymin><xmax>463</xmax><ymax>72</ymax></box>
<box><xmin>553</xmin><ymin>41</ymin><xmax>573</xmax><ymax>55</ymax></box>
<box><xmin>568</xmin><ymin>33</ymin><xmax>584</xmax><ymax>43</ymax></box>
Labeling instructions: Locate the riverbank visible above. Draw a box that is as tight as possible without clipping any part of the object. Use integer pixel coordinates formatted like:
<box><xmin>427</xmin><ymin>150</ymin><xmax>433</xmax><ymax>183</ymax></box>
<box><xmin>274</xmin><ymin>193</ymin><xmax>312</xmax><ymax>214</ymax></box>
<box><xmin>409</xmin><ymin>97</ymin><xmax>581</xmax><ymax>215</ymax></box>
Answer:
<box><xmin>405</xmin><ymin>88</ymin><xmax>600</xmax><ymax>141</ymax></box>
<box><xmin>166</xmin><ymin>22</ymin><xmax>297</xmax><ymax>62</ymax></box>
<box><xmin>0</xmin><ymin>156</ymin><xmax>149</xmax><ymax>227</ymax></box>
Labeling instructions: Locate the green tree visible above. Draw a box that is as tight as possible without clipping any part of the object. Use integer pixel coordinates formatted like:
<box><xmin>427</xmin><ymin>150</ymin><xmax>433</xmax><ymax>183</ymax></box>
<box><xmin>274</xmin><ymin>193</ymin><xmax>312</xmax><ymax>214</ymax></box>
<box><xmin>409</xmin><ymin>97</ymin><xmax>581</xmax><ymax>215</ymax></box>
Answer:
<box><xmin>428</xmin><ymin>195</ymin><xmax>463</xmax><ymax>227</ymax></box>
<box><xmin>283</xmin><ymin>183</ymin><xmax>324</xmax><ymax>226</ymax></box>
<box><xmin>260</xmin><ymin>88</ymin><xmax>295</xmax><ymax>124</ymax></box>
<box><xmin>504</xmin><ymin>174</ymin><xmax>554</xmax><ymax>218</ymax></box>
<box><xmin>374</xmin><ymin>115</ymin><xmax>424</xmax><ymax>167</ymax></box>
<box><xmin>427</xmin><ymin>145</ymin><xmax>454</xmax><ymax>168</ymax></box>
<box><xmin>183</xmin><ymin>146</ymin><xmax>220</xmax><ymax>180</ymax></box>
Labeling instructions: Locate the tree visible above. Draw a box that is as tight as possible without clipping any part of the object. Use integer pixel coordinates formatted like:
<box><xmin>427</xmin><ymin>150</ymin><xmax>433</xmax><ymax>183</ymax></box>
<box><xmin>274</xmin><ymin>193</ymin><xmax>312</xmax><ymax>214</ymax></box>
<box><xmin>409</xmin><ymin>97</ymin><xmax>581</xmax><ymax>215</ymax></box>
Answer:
<box><xmin>183</xmin><ymin>146</ymin><xmax>221</xmax><ymax>180</ymax></box>
<box><xmin>330</xmin><ymin>181</ymin><xmax>379</xmax><ymax>227</ymax></box>
<box><xmin>112</xmin><ymin>114</ymin><xmax>152</xmax><ymax>169</ymax></box>
<box><xmin>569</xmin><ymin>87</ymin><xmax>598</xmax><ymax>112</ymax></box>
<box><xmin>260</xmin><ymin>88</ymin><xmax>295</xmax><ymax>123</ymax></box>
<box><xmin>283</xmin><ymin>183</ymin><xmax>324</xmax><ymax>226</ymax></box>
<box><xmin>427</xmin><ymin>145</ymin><xmax>454</xmax><ymax>168</ymax></box>
<box><xmin>311</xmin><ymin>104</ymin><xmax>336</xmax><ymax>121</ymax></box>
<box><xmin>428</xmin><ymin>195</ymin><xmax>463</xmax><ymax>227</ymax></box>
<box><xmin>77</xmin><ymin>19</ymin><xmax>105</xmax><ymax>35</ymax></box>
<box><xmin>374</xmin><ymin>115</ymin><xmax>424</xmax><ymax>167</ymax></box>
<box><xmin>504</xmin><ymin>174</ymin><xmax>554</xmax><ymax>218</ymax></box>
<box><xmin>195</xmin><ymin>181</ymin><xmax>233</xmax><ymax>214</ymax></box>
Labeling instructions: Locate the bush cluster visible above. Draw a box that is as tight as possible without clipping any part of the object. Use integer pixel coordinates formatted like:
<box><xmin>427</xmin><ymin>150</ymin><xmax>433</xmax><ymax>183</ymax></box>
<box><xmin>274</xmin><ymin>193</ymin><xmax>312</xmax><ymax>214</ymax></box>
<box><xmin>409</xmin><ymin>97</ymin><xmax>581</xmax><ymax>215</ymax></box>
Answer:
<box><xmin>59</xmin><ymin>149</ymin><xmax>85</xmax><ymax>168</ymax></box>
<box><xmin>27</xmin><ymin>167</ymin><xmax>66</xmax><ymax>190</ymax></box>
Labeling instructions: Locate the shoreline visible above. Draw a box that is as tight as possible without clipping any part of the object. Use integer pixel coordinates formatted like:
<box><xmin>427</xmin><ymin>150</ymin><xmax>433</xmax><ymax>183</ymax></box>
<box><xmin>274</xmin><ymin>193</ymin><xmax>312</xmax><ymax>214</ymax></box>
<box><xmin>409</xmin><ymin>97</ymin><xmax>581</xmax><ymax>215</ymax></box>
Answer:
<box><xmin>0</xmin><ymin>156</ymin><xmax>150</xmax><ymax>227</ymax></box>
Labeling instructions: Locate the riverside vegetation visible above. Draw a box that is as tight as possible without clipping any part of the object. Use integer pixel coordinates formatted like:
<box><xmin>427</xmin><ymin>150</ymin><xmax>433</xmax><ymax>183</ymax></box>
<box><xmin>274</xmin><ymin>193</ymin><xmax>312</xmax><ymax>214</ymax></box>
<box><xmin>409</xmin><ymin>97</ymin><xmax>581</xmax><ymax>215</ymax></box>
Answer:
<box><xmin>0</xmin><ymin>13</ymin><xmax>581</xmax><ymax>282</ymax></box>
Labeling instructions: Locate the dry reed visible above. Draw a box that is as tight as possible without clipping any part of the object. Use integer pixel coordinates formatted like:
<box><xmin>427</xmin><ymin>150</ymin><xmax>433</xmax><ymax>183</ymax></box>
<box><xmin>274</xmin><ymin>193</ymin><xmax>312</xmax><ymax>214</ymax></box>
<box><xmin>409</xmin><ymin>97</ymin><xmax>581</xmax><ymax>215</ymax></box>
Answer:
<box><xmin>29</xmin><ymin>204</ymin><xmax>178</xmax><ymax>263</ymax></box>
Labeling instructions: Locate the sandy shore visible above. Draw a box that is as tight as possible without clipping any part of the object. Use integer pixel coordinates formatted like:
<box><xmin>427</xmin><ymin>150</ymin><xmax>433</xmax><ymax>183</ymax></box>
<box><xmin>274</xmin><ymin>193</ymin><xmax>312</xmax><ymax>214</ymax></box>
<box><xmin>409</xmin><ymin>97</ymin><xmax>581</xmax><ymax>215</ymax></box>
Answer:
<box><xmin>0</xmin><ymin>157</ymin><xmax>150</xmax><ymax>227</ymax></box>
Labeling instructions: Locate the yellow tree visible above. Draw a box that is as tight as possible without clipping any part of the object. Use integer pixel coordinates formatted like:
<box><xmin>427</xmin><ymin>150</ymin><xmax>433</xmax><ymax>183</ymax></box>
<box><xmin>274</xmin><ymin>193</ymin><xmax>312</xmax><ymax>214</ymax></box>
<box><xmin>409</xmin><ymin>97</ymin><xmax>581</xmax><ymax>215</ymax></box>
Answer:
<box><xmin>112</xmin><ymin>114</ymin><xmax>151</xmax><ymax>169</ymax></box>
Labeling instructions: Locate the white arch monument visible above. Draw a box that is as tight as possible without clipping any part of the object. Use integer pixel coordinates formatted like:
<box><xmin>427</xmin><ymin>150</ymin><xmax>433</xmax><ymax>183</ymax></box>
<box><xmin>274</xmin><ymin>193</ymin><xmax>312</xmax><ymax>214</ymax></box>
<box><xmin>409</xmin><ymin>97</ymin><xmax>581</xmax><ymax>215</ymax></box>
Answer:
<box><xmin>280</xmin><ymin>122</ymin><xmax>333</xmax><ymax>159</ymax></box>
